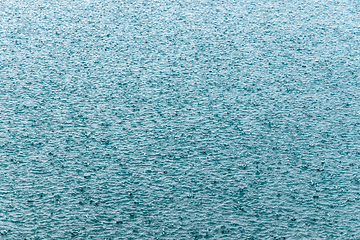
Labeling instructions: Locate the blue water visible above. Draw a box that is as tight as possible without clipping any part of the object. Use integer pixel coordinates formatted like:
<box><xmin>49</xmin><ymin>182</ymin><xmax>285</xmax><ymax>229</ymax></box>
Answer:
<box><xmin>1</xmin><ymin>0</ymin><xmax>360</xmax><ymax>239</ymax></box>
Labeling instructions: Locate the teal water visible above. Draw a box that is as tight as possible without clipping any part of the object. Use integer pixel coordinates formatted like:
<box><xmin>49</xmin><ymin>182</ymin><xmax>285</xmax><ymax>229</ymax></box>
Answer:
<box><xmin>1</xmin><ymin>0</ymin><xmax>360</xmax><ymax>239</ymax></box>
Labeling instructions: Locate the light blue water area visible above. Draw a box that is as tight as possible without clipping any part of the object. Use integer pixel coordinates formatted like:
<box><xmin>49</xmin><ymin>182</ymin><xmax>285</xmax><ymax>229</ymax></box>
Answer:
<box><xmin>1</xmin><ymin>0</ymin><xmax>360</xmax><ymax>239</ymax></box>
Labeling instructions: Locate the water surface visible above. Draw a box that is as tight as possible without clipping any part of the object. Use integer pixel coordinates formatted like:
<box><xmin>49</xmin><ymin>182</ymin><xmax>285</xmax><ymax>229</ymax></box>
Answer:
<box><xmin>1</xmin><ymin>0</ymin><xmax>360</xmax><ymax>239</ymax></box>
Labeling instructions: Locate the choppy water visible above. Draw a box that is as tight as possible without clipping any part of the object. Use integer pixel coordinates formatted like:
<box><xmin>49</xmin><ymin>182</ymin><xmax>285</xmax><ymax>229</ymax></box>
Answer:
<box><xmin>1</xmin><ymin>0</ymin><xmax>360</xmax><ymax>239</ymax></box>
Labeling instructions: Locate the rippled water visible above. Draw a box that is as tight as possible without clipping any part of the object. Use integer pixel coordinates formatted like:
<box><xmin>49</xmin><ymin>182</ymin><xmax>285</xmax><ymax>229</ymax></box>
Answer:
<box><xmin>1</xmin><ymin>0</ymin><xmax>360</xmax><ymax>239</ymax></box>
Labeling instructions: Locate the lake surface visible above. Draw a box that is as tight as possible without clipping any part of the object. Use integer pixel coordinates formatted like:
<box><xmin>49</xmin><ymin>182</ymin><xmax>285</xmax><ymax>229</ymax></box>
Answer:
<box><xmin>1</xmin><ymin>0</ymin><xmax>360</xmax><ymax>239</ymax></box>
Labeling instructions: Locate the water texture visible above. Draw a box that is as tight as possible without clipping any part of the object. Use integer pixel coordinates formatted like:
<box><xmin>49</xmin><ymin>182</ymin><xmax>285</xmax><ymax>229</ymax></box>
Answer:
<box><xmin>1</xmin><ymin>0</ymin><xmax>360</xmax><ymax>239</ymax></box>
